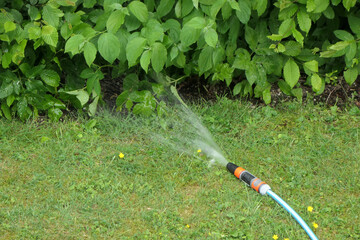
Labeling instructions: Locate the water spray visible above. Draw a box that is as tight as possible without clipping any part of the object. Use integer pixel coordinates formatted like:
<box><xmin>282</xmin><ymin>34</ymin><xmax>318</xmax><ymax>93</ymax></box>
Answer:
<box><xmin>226</xmin><ymin>162</ymin><xmax>319</xmax><ymax>240</ymax></box>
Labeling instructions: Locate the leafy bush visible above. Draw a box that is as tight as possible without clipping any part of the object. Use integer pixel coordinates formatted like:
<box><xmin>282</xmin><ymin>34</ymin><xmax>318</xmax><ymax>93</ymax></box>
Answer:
<box><xmin>0</xmin><ymin>0</ymin><xmax>359</xmax><ymax>120</ymax></box>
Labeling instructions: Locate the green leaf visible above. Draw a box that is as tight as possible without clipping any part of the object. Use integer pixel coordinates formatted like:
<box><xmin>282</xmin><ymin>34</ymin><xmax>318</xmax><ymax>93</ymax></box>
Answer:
<box><xmin>128</xmin><ymin>1</ymin><xmax>149</xmax><ymax>23</ymax></box>
<box><xmin>86</xmin><ymin>72</ymin><xmax>102</xmax><ymax>95</ymax></box>
<box><xmin>334</xmin><ymin>30</ymin><xmax>354</xmax><ymax>41</ymax></box>
<box><xmin>180</xmin><ymin>25</ymin><xmax>201</xmax><ymax>46</ymax></box>
<box><xmin>323</xmin><ymin>6</ymin><xmax>335</xmax><ymax>19</ymax></box>
<box><xmin>151</xmin><ymin>42</ymin><xmax>167</xmax><ymax>73</ymax></box>
<box><xmin>297</xmin><ymin>9</ymin><xmax>311</xmax><ymax>34</ymax></box>
<box><xmin>329</xmin><ymin>41</ymin><xmax>350</xmax><ymax>51</ymax></box>
<box><xmin>41</xmin><ymin>25</ymin><xmax>58</xmax><ymax>47</ymax></box>
<box><xmin>236</xmin><ymin>0</ymin><xmax>251</xmax><ymax>24</ymax></box>
<box><xmin>140</xmin><ymin>50</ymin><xmax>151</xmax><ymax>73</ymax></box>
<box><xmin>1</xmin><ymin>102</ymin><xmax>12</xmax><ymax>120</ymax></box>
<box><xmin>28</xmin><ymin>26</ymin><xmax>41</xmax><ymax>40</ymax></box>
<box><xmin>176</xmin><ymin>52</ymin><xmax>186</xmax><ymax>67</ymax></box>
<box><xmin>304</xmin><ymin>60</ymin><xmax>318</xmax><ymax>72</ymax></box>
<box><xmin>233</xmin><ymin>48</ymin><xmax>251</xmax><ymax>70</ymax></box>
<box><xmin>311</xmin><ymin>73</ymin><xmax>322</xmax><ymax>92</ymax></box>
<box><xmin>1</xmin><ymin>52</ymin><xmax>12</xmax><ymax>69</ymax></box>
<box><xmin>28</xmin><ymin>6</ymin><xmax>41</xmax><ymax>21</ymax></box>
<box><xmin>60</xmin><ymin>23</ymin><xmax>73</xmax><ymax>40</ymax></box>
<box><xmin>221</xmin><ymin>2</ymin><xmax>232</xmax><ymax>20</ymax></box>
<box><xmin>255</xmin><ymin>0</ymin><xmax>267</xmax><ymax>17</ymax></box>
<box><xmin>17</xmin><ymin>98</ymin><xmax>31</xmax><ymax>121</ymax></box>
<box><xmin>175</xmin><ymin>0</ymin><xmax>181</xmax><ymax>17</ymax></box>
<box><xmin>126</xmin><ymin>37</ymin><xmax>147</xmax><ymax>67</ymax></box>
<box><xmin>267</xmin><ymin>34</ymin><xmax>283</xmax><ymax>41</ymax></box>
<box><xmin>320</xmin><ymin>50</ymin><xmax>336</xmax><ymax>58</ymax></box>
<box><xmin>181</xmin><ymin>18</ymin><xmax>207</xmax><ymax>45</ymax></box>
<box><xmin>170</xmin><ymin>46</ymin><xmax>179</xmax><ymax>60</ymax></box>
<box><xmin>245</xmin><ymin>62</ymin><xmax>258</xmax><ymax>85</ymax></box>
<box><xmin>245</xmin><ymin>25</ymin><xmax>258</xmax><ymax>51</ymax></box>
<box><xmin>0</xmin><ymin>82</ymin><xmax>14</xmax><ymax>99</ymax></box>
<box><xmin>40</xmin><ymin>69</ymin><xmax>60</xmax><ymax>87</ymax></box>
<box><xmin>157</xmin><ymin>0</ymin><xmax>175</xmax><ymax>18</ymax></box>
<box><xmin>343</xmin><ymin>0</ymin><xmax>356</xmax><ymax>11</ymax></box>
<box><xmin>184</xmin><ymin>17</ymin><xmax>206</xmax><ymax>29</ymax></box>
<box><xmin>212</xmin><ymin>47</ymin><xmax>225</xmax><ymax>66</ymax></box>
<box><xmin>278</xmin><ymin>80</ymin><xmax>292</xmax><ymax>95</ymax></box>
<box><xmin>283</xmin><ymin>41</ymin><xmax>302</xmax><ymax>56</ymax></box>
<box><xmin>83</xmin><ymin>42</ymin><xmax>97</xmax><ymax>66</ymax></box>
<box><xmin>106</xmin><ymin>10</ymin><xmax>125</xmax><ymax>33</ymax></box>
<box><xmin>7</xmin><ymin>95</ymin><xmax>15</xmax><ymax>107</ymax></box>
<box><xmin>42</xmin><ymin>4</ymin><xmax>63</xmax><ymax>27</ymax></box>
<box><xmin>123</xmin><ymin>99</ymin><xmax>132</xmax><ymax>111</ymax></box>
<box><xmin>4</xmin><ymin>21</ymin><xmax>16</xmax><ymax>32</ymax></box>
<box><xmin>292</xmin><ymin>28</ymin><xmax>304</xmax><ymax>46</ymax></box>
<box><xmin>123</xmin><ymin>73</ymin><xmax>139</xmax><ymax>91</ymax></box>
<box><xmin>210</xmin><ymin>0</ymin><xmax>226</xmax><ymax>18</ymax></box>
<box><xmin>116</xmin><ymin>90</ymin><xmax>129</xmax><ymax>107</ymax></box>
<box><xmin>307</xmin><ymin>0</ymin><xmax>329</xmax><ymax>13</ymax></box>
<box><xmin>125</xmin><ymin>13</ymin><xmax>141</xmax><ymax>32</ymax></box>
<box><xmin>344</xmin><ymin>68</ymin><xmax>358</xmax><ymax>85</ymax></box>
<box><xmin>199</xmin><ymin>46</ymin><xmax>213</xmax><ymax>74</ymax></box>
<box><xmin>0</xmin><ymin>34</ymin><xmax>10</xmax><ymax>43</ymax></box>
<box><xmin>279</xmin><ymin>19</ymin><xmax>295</xmax><ymax>38</ymax></box>
<box><xmin>233</xmin><ymin>83</ymin><xmax>242</xmax><ymax>96</ymax></box>
<box><xmin>48</xmin><ymin>108</ymin><xmax>63</xmax><ymax>122</ymax></box>
<box><xmin>193</xmin><ymin>0</ymin><xmax>199</xmax><ymax>9</ymax></box>
<box><xmin>291</xmin><ymin>88</ymin><xmax>303</xmax><ymax>102</ymax></box>
<box><xmin>65</xmin><ymin>89</ymin><xmax>89</xmax><ymax>107</ymax></box>
<box><xmin>133</xmin><ymin>102</ymin><xmax>153</xmax><ymax>116</ymax></box>
<box><xmin>345</xmin><ymin>42</ymin><xmax>357</xmax><ymax>63</ymax></box>
<box><xmin>65</xmin><ymin>34</ymin><xmax>85</xmax><ymax>55</ymax></box>
<box><xmin>204</xmin><ymin>28</ymin><xmax>218</xmax><ymax>48</ymax></box>
<box><xmin>88</xmin><ymin>96</ymin><xmax>99</xmax><ymax>117</ymax></box>
<box><xmin>348</xmin><ymin>14</ymin><xmax>360</xmax><ymax>36</ymax></box>
<box><xmin>142</xmin><ymin>19</ymin><xmax>164</xmax><ymax>45</ymax></box>
<box><xmin>163</xmin><ymin>19</ymin><xmax>181</xmax><ymax>42</ymax></box>
<box><xmin>98</xmin><ymin>32</ymin><xmax>121</xmax><ymax>64</ymax></box>
<box><xmin>283</xmin><ymin>58</ymin><xmax>300</xmax><ymax>88</ymax></box>
<box><xmin>228</xmin><ymin>0</ymin><xmax>240</xmax><ymax>10</ymax></box>
<box><xmin>129</xmin><ymin>90</ymin><xmax>152</xmax><ymax>102</ymax></box>
<box><xmin>182</xmin><ymin>0</ymin><xmax>194</xmax><ymax>17</ymax></box>
<box><xmin>262</xmin><ymin>88</ymin><xmax>271</xmax><ymax>104</ymax></box>
<box><xmin>280</xmin><ymin>6</ymin><xmax>297</xmax><ymax>20</ymax></box>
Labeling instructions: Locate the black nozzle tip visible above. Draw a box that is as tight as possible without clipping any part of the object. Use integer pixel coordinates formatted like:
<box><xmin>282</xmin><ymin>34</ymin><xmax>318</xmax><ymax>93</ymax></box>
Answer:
<box><xmin>226</xmin><ymin>162</ymin><xmax>239</xmax><ymax>174</ymax></box>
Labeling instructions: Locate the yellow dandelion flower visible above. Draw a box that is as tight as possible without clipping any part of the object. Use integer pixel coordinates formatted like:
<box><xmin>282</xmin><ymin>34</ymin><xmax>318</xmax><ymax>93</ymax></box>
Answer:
<box><xmin>284</xmin><ymin>238</ymin><xmax>290</xmax><ymax>240</ymax></box>
<box><xmin>312</xmin><ymin>222</ymin><xmax>318</xmax><ymax>229</ymax></box>
<box><xmin>272</xmin><ymin>235</ymin><xmax>279</xmax><ymax>240</ymax></box>
<box><xmin>307</xmin><ymin>206</ymin><xmax>313</xmax><ymax>212</ymax></box>
<box><xmin>197</xmin><ymin>149</ymin><xmax>201</xmax><ymax>153</ymax></box>
<box><xmin>119</xmin><ymin>152</ymin><xmax>124</xmax><ymax>158</ymax></box>
<box><xmin>186</xmin><ymin>224</ymin><xmax>190</xmax><ymax>228</ymax></box>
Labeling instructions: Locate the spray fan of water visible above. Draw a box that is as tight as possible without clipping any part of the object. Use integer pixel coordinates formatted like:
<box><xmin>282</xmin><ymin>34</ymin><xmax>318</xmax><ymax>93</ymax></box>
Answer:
<box><xmin>153</xmin><ymin>88</ymin><xmax>228</xmax><ymax>167</ymax></box>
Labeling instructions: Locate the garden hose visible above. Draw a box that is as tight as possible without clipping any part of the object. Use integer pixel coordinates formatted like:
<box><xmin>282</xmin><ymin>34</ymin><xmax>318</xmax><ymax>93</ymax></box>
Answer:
<box><xmin>226</xmin><ymin>162</ymin><xmax>319</xmax><ymax>240</ymax></box>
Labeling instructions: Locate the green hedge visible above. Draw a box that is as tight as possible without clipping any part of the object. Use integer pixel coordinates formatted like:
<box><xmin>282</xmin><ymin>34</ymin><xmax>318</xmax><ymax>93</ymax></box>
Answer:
<box><xmin>0</xmin><ymin>0</ymin><xmax>359</xmax><ymax>121</ymax></box>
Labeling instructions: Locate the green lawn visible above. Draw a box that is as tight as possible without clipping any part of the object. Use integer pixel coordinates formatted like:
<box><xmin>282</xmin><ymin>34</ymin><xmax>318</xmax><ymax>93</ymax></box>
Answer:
<box><xmin>0</xmin><ymin>99</ymin><xmax>359</xmax><ymax>239</ymax></box>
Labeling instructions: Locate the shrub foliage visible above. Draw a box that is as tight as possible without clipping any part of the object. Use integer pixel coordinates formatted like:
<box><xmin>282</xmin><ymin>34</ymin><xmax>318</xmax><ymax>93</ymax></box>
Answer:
<box><xmin>0</xmin><ymin>0</ymin><xmax>359</xmax><ymax>120</ymax></box>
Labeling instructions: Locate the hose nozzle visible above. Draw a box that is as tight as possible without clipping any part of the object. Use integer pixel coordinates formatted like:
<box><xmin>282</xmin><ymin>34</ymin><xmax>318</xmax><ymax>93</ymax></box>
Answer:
<box><xmin>226</xmin><ymin>162</ymin><xmax>271</xmax><ymax>195</ymax></box>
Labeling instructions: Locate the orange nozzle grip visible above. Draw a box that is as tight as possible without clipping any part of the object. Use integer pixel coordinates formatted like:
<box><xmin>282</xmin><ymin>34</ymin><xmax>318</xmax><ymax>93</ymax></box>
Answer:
<box><xmin>234</xmin><ymin>167</ymin><xmax>245</xmax><ymax>178</ymax></box>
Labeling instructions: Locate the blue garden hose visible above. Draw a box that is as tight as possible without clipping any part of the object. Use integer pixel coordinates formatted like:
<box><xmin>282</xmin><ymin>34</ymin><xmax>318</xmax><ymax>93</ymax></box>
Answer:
<box><xmin>226</xmin><ymin>162</ymin><xmax>319</xmax><ymax>240</ymax></box>
<box><xmin>267</xmin><ymin>190</ymin><xmax>318</xmax><ymax>240</ymax></box>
